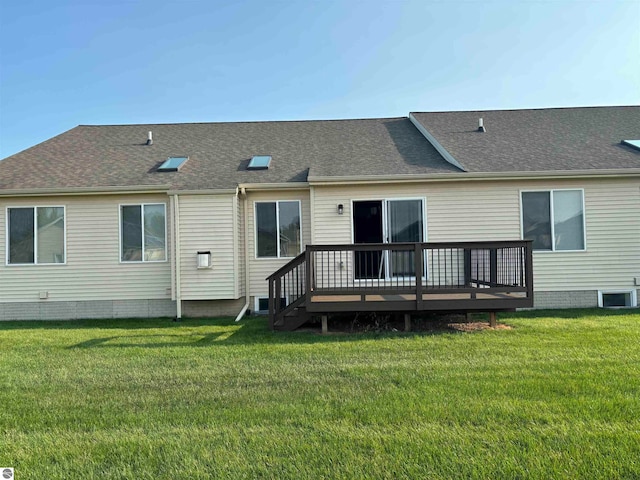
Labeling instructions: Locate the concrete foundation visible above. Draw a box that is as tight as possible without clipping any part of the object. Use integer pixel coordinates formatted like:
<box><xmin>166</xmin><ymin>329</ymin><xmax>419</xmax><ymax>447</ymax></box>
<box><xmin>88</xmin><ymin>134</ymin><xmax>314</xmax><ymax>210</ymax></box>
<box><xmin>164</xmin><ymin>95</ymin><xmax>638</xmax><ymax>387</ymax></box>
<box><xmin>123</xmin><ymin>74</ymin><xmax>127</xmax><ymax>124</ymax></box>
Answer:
<box><xmin>0</xmin><ymin>299</ymin><xmax>177</xmax><ymax>321</ymax></box>
<box><xmin>532</xmin><ymin>290</ymin><xmax>598</xmax><ymax>309</ymax></box>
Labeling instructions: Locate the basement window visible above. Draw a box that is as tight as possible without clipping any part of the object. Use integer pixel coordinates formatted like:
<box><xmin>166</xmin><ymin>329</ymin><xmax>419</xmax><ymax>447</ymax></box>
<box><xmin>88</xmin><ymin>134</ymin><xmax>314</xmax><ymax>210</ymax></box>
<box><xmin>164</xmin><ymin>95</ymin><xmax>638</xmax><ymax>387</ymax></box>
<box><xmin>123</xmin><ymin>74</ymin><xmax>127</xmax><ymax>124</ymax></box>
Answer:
<box><xmin>255</xmin><ymin>296</ymin><xmax>287</xmax><ymax>314</ymax></box>
<box><xmin>247</xmin><ymin>155</ymin><xmax>272</xmax><ymax>170</ymax></box>
<box><xmin>158</xmin><ymin>156</ymin><xmax>188</xmax><ymax>172</ymax></box>
<box><xmin>598</xmin><ymin>290</ymin><xmax>637</xmax><ymax>308</ymax></box>
<box><xmin>622</xmin><ymin>140</ymin><xmax>640</xmax><ymax>151</ymax></box>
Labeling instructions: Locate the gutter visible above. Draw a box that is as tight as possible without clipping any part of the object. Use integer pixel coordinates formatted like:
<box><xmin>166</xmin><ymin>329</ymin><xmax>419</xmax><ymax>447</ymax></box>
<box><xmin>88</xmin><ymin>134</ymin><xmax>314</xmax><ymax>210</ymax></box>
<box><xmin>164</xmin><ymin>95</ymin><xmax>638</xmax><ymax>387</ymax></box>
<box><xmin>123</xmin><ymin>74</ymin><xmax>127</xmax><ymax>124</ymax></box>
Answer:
<box><xmin>307</xmin><ymin>169</ymin><xmax>640</xmax><ymax>186</ymax></box>
<box><xmin>237</xmin><ymin>182</ymin><xmax>309</xmax><ymax>191</ymax></box>
<box><xmin>166</xmin><ymin>188</ymin><xmax>237</xmax><ymax>195</ymax></box>
<box><xmin>0</xmin><ymin>185</ymin><xmax>172</xmax><ymax>197</ymax></box>
<box><xmin>234</xmin><ymin>186</ymin><xmax>251</xmax><ymax>322</ymax></box>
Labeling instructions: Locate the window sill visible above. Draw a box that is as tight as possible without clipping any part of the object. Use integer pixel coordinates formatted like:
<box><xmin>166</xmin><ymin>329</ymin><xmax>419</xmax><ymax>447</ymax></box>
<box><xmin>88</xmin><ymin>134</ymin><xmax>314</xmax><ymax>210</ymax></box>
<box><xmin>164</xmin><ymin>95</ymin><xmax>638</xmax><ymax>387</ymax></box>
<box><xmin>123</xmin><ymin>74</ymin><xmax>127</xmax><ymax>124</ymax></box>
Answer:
<box><xmin>6</xmin><ymin>262</ymin><xmax>67</xmax><ymax>267</ymax></box>
<box><xmin>532</xmin><ymin>249</ymin><xmax>587</xmax><ymax>254</ymax></box>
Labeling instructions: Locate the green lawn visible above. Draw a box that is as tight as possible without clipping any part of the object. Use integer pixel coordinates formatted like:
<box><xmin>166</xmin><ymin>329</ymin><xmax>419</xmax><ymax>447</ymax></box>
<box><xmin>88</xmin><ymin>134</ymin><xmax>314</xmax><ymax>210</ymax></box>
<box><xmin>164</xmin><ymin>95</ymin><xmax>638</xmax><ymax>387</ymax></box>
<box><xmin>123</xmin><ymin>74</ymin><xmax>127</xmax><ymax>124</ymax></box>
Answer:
<box><xmin>1</xmin><ymin>310</ymin><xmax>639</xmax><ymax>479</ymax></box>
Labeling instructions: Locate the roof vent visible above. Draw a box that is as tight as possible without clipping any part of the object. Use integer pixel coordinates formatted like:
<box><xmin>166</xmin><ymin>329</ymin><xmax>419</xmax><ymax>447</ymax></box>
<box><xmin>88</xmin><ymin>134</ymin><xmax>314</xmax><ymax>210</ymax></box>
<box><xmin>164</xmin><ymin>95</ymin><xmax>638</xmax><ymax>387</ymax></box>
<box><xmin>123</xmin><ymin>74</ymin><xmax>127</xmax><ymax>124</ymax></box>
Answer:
<box><xmin>146</xmin><ymin>131</ymin><xmax>153</xmax><ymax>145</ymax></box>
<box><xmin>247</xmin><ymin>155</ymin><xmax>272</xmax><ymax>170</ymax></box>
<box><xmin>478</xmin><ymin>118</ymin><xmax>486</xmax><ymax>132</ymax></box>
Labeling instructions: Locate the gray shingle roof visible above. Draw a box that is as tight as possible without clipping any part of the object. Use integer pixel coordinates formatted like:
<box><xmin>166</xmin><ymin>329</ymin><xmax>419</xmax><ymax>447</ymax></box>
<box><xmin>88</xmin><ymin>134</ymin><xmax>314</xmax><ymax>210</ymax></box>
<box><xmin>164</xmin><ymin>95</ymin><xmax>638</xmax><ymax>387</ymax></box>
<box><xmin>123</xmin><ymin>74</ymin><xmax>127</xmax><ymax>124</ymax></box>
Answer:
<box><xmin>2</xmin><ymin>107</ymin><xmax>638</xmax><ymax>193</ymax></box>
<box><xmin>410</xmin><ymin>106</ymin><xmax>640</xmax><ymax>173</ymax></box>
<box><xmin>0</xmin><ymin>117</ymin><xmax>458</xmax><ymax>191</ymax></box>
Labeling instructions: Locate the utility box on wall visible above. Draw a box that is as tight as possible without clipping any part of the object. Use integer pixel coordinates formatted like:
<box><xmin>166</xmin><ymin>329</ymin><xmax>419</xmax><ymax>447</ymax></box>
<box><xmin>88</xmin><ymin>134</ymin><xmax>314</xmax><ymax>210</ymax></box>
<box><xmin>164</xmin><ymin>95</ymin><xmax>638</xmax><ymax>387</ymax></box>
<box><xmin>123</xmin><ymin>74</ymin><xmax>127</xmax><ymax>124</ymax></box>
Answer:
<box><xmin>197</xmin><ymin>251</ymin><xmax>212</xmax><ymax>269</ymax></box>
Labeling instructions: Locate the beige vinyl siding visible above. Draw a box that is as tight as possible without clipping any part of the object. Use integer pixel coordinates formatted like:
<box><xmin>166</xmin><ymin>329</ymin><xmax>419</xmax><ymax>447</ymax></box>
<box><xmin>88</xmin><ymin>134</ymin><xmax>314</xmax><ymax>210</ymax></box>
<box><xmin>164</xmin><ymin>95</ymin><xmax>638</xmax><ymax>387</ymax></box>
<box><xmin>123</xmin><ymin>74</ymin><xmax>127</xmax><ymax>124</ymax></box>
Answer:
<box><xmin>312</xmin><ymin>178</ymin><xmax>640</xmax><ymax>292</ymax></box>
<box><xmin>177</xmin><ymin>194</ymin><xmax>238</xmax><ymax>300</ymax></box>
<box><xmin>312</xmin><ymin>182</ymin><xmax>521</xmax><ymax>245</ymax></box>
<box><xmin>532</xmin><ymin>178</ymin><xmax>639</xmax><ymax>291</ymax></box>
<box><xmin>0</xmin><ymin>194</ymin><xmax>172</xmax><ymax>302</ymax></box>
<box><xmin>247</xmin><ymin>190</ymin><xmax>311</xmax><ymax>297</ymax></box>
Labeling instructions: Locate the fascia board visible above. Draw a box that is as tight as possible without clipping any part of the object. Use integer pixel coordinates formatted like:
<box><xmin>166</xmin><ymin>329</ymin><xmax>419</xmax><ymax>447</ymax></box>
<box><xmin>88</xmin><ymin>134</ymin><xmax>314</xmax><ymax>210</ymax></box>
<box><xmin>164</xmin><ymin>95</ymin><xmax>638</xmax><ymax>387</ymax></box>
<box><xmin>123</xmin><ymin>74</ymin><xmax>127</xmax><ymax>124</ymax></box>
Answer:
<box><xmin>237</xmin><ymin>182</ymin><xmax>310</xmax><ymax>191</ymax></box>
<box><xmin>166</xmin><ymin>189</ymin><xmax>238</xmax><ymax>195</ymax></box>
<box><xmin>0</xmin><ymin>185</ymin><xmax>172</xmax><ymax>197</ymax></box>
<box><xmin>308</xmin><ymin>169</ymin><xmax>640</xmax><ymax>186</ymax></box>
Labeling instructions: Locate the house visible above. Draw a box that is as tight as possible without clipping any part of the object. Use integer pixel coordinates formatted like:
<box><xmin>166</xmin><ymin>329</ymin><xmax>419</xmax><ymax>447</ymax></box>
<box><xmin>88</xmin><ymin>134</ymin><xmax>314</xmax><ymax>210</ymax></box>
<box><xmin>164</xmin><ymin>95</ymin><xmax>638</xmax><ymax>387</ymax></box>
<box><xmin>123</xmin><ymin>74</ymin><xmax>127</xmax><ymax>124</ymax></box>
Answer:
<box><xmin>0</xmin><ymin>106</ymin><xmax>638</xmax><ymax>326</ymax></box>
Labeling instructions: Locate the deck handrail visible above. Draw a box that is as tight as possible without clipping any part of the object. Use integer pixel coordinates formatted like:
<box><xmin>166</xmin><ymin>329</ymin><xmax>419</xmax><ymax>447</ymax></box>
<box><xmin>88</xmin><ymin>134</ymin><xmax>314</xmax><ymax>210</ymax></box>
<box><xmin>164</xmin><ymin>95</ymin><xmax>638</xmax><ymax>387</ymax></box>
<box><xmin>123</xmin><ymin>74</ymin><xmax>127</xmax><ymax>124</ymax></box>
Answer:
<box><xmin>266</xmin><ymin>250</ymin><xmax>306</xmax><ymax>281</ymax></box>
<box><xmin>306</xmin><ymin>240</ymin><xmax>532</xmax><ymax>251</ymax></box>
<box><xmin>266</xmin><ymin>249</ymin><xmax>309</xmax><ymax>329</ymax></box>
<box><xmin>267</xmin><ymin>240</ymin><xmax>533</xmax><ymax>329</ymax></box>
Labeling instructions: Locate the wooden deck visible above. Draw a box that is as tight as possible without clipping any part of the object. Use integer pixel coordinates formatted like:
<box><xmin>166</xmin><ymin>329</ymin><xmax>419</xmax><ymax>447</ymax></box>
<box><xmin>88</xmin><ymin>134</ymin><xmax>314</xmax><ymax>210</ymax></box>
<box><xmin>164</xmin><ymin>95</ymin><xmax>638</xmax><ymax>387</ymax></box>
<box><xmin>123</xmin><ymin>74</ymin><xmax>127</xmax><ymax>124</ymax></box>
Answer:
<box><xmin>310</xmin><ymin>291</ymin><xmax>528</xmax><ymax>303</ymax></box>
<box><xmin>267</xmin><ymin>241</ymin><xmax>533</xmax><ymax>331</ymax></box>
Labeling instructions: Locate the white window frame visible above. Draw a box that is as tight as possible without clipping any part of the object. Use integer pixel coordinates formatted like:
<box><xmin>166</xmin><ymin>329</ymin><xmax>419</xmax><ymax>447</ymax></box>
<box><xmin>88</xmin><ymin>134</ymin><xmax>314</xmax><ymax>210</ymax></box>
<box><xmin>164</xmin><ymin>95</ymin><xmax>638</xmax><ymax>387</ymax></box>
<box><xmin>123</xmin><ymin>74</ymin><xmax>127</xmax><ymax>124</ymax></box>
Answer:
<box><xmin>254</xmin><ymin>295</ymin><xmax>288</xmax><ymax>313</ymax></box>
<box><xmin>254</xmin><ymin>200</ymin><xmax>302</xmax><ymax>259</ymax></box>
<box><xmin>5</xmin><ymin>205</ymin><xmax>67</xmax><ymax>266</ymax></box>
<box><xmin>598</xmin><ymin>290</ymin><xmax>637</xmax><ymax>308</ymax></box>
<box><xmin>520</xmin><ymin>189</ymin><xmax>587</xmax><ymax>252</ymax></box>
<box><xmin>119</xmin><ymin>203</ymin><xmax>167</xmax><ymax>263</ymax></box>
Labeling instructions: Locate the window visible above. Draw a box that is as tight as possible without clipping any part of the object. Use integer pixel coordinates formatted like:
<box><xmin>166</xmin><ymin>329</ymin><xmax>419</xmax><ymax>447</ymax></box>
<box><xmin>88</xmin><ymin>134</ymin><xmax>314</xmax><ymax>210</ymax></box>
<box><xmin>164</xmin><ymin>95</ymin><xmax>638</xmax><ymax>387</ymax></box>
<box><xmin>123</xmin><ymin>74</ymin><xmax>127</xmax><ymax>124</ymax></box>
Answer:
<box><xmin>622</xmin><ymin>140</ymin><xmax>640</xmax><ymax>152</ymax></box>
<box><xmin>158</xmin><ymin>156</ymin><xmax>188</xmax><ymax>172</ymax></box>
<box><xmin>120</xmin><ymin>204</ymin><xmax>167</xmax><ymax>262</ymax></box>
<box><xmin>255</xmin><ymin>201</ymin><xmax>301</xmax><ymax>258</ymax></box>
<box><xmin>255</xmin><ymin>296</ymin><xmax>287</xmax><ymax>313</ymax></box>
<box><xmin>247</xmin><ymin>155</ymin><xmax>272</xmax><ymax>170</ymax></box>
<box><xmin>7</xmin><ymin>206</ymin><xmax>65</xmax><ymax>265</ymax></box>
<box><xmin>598</xmin><ymin>290</ymin><xmax>637</xmax><ymax>308</ymax></box>
<box><xmin>521</xmin><ymin>190</ymin><xmax>585</xmax><ymax>251</ymax></box>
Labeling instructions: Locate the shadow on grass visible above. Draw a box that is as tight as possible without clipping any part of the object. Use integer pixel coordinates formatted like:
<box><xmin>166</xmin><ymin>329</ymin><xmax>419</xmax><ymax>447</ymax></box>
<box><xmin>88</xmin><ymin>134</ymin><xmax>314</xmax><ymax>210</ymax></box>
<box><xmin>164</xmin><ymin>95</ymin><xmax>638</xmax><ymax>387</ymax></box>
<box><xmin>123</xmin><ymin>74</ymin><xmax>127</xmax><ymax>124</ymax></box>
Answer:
<box><xmin>4</xmin><ymin>308</ymin><xmax>637</xmax><ymax>349</ymax></box>
<box><xmin>0</xmin><ymin>317</ymin><xmax>234</xmax><ymax>332</ymax></box>
<box><xmin>60</xmin><ymin>315</ymin><xmax>468</xmax><ymax>349</ymax></box>
<box><xmin>70</xmin><ymin>331</ymin><xmax>239</xmax><ymax>349</ymax></box>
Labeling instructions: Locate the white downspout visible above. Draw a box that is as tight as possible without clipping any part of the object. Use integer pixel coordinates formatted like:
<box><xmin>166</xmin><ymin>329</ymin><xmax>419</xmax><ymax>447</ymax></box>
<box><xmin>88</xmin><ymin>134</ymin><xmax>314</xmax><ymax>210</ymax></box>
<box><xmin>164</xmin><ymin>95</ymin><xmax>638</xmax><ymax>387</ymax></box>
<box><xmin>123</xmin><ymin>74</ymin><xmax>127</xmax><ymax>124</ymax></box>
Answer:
<box><xmin>173</xmin><ymin>194</ymin><xmax>182</xmax><ymax>319</ymax></box>
<box><xmin>234</xmin><ymin>186</ymin><xmax>251</xmax><ymax>322</ymax></box>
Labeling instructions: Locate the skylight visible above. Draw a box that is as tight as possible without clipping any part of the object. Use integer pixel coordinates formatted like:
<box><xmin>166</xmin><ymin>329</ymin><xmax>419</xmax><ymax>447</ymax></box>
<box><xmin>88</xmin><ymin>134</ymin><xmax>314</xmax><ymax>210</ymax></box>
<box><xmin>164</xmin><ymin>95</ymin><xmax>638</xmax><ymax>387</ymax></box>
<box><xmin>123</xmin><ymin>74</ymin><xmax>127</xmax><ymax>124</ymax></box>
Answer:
<box><xmin>622</xmin><ymin>140</ymin><xmax>640</xmax><ymax>152</ymax></box>
<box><xmin>247</xmin><ymin>155</ymin><xmax>272</xmax><ymax>170</ymax></box>
<box><xmin>158</xmin><ymin>156</ymin><xmax>188</xmax><ymax>172</ymax></box>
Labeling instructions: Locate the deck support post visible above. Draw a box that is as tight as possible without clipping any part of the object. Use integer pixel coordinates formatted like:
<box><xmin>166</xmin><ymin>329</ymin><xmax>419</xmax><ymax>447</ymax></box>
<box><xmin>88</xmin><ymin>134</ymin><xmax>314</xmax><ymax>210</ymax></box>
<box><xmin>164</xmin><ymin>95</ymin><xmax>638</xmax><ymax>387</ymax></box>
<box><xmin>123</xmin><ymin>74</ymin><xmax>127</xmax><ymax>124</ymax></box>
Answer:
<box><xmin>404</xmin><ymin>313</ymin><xmax>411</xmax><ymax>332</ymax></box>
<box><xmin>489</xmin><ymin>311</ymin><xmax>497</xmax><ymax>328</ymax></box>
<box><xmin>321</xmin><ymin>315</ymin><xmax>328</xmax><ymax>334</ymax></box>
<box><xmin>268</xmin><ymin>279</ymin><xmax>275</xmax><ymax>330</ymax></box>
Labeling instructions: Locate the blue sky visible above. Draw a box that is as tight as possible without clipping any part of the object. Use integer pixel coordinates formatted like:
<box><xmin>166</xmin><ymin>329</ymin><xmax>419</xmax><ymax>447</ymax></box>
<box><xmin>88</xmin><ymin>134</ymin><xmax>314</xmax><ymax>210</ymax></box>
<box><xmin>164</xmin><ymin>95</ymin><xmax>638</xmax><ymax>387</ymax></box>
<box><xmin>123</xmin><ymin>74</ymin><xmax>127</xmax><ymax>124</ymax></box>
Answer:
<box><xmin>1</xmin><ymin>0</ymin><xmax>638</xmax><ymax>158</ymax></box>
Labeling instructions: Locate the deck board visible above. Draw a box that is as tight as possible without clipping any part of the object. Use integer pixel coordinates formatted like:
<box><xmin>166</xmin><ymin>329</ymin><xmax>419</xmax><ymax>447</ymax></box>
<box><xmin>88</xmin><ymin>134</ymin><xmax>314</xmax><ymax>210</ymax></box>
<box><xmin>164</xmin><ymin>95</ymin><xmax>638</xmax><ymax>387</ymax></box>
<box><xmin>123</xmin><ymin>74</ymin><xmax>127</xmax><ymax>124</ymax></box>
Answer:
<box><xmin>311</xmin><ymin>291</ymin><xmax>525</xmax><ymax>303</ymax></box>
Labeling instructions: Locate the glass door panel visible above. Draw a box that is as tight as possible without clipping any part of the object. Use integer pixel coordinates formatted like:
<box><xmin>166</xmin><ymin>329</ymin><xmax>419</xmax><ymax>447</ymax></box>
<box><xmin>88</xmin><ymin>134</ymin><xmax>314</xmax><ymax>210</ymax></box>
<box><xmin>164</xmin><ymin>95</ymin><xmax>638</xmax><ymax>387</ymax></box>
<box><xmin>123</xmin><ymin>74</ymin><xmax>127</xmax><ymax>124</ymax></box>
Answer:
<box><xmin>353</xmin><ymin>201</ymin><xmax>385</xmax><ymax>279</ymax></box>
<box><xmin>387</xmin><ymin>199</ymin><xmax>424</xmax><ymax>277</ymax></box>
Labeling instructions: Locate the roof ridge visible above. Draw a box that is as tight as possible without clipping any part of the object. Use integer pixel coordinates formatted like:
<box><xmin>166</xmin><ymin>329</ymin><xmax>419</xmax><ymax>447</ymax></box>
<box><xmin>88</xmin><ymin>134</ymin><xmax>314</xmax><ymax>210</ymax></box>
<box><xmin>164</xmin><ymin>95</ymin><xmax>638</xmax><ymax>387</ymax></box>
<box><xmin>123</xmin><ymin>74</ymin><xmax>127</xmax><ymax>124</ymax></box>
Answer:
<box><xmin>78</xmin><ymin>116</ymin><xmax>410</xmax><ymax>128</ymax></box>
<box><xmin>411</xmin><ymin>105</ymin><xmax>639</xmax><ymax>115</ymax></box>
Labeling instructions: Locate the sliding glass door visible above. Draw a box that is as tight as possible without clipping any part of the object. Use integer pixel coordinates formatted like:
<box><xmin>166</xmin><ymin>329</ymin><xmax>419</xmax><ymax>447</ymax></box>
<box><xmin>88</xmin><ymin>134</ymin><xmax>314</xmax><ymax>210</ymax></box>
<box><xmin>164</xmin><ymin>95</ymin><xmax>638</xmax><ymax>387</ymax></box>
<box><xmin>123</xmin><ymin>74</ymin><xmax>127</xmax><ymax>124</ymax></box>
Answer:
<box><xmin>353</xmin><ymin>199</ymin><xmax>425</xmax><ymax>279</ymax></box>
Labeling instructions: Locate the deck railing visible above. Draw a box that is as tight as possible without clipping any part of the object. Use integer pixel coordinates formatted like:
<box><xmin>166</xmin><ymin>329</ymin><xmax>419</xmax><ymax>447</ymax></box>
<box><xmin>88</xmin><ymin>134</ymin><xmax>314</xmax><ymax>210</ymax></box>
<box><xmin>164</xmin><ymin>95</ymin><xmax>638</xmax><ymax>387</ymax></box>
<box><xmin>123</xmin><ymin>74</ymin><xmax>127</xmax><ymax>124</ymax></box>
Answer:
<box><xmin>267</xmin><ymin>240</ymin><xmax>533</xmax><ymax>327</ymax></box>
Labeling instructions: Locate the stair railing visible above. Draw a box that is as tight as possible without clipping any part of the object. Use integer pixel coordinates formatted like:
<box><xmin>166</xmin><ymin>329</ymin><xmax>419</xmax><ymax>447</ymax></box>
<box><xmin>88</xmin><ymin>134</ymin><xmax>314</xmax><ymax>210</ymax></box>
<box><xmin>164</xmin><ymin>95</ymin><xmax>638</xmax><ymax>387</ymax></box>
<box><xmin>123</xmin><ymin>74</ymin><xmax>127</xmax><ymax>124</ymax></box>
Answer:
<box><xmin>266</xmin><ymin>250</ymin><xmax>308</xmax><ymax>329</ymax></box>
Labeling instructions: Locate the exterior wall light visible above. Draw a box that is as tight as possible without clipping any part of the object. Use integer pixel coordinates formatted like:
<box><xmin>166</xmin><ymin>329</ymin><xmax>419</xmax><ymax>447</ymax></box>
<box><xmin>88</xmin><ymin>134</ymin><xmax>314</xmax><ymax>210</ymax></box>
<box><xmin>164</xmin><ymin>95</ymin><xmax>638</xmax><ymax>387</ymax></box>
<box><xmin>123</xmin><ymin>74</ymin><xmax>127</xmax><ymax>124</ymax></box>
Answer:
<box><xmin>337</xmin><ymin>204</ymin><xmax>344</xmax><ymax>215</ymax></box>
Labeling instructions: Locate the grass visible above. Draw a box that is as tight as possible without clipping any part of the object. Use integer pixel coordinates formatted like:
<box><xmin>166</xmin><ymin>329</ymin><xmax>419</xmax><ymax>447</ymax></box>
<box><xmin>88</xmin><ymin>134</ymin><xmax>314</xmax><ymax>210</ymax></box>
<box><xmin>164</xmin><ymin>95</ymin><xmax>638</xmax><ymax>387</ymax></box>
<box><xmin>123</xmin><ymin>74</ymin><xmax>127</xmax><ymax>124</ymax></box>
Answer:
<box><xmin>1</xmin><ymin>309</ymin><xmax>639</xmax><ymax>479</ymax></box>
